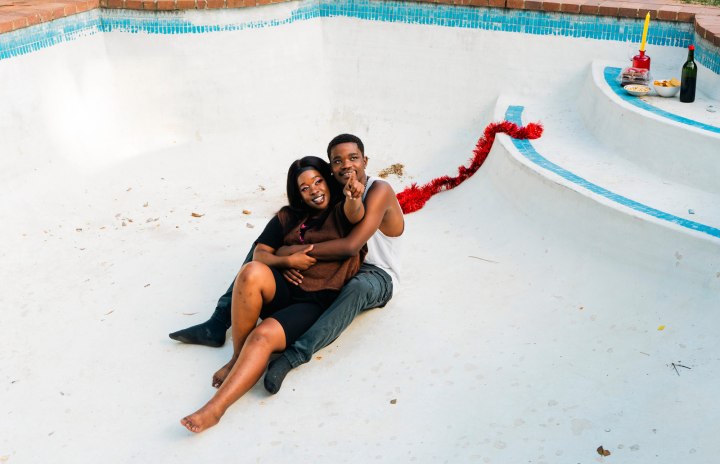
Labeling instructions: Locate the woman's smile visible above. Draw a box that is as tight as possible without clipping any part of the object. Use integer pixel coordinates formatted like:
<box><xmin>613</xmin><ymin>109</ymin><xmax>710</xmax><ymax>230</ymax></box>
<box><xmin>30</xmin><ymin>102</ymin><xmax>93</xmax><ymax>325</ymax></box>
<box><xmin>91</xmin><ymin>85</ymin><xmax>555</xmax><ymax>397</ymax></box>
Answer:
<box><xmin>311</xmin><ymin>193</ymin><xmax>326</xmax><ymax>205</ymax></box>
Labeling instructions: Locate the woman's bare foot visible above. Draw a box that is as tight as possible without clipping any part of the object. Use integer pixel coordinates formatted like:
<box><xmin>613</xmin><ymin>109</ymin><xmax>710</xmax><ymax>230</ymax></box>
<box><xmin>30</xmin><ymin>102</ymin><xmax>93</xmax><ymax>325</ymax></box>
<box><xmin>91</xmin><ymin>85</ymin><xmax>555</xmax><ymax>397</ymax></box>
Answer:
<box><xmin>212</xmin><ymin>359</ymin><xmax>236</xmax><ymax>388</ymax></box>
<box><xmin>180</xmin><ymin>404</ymin><xmax>223</xmax><ymax>433</ymax></box>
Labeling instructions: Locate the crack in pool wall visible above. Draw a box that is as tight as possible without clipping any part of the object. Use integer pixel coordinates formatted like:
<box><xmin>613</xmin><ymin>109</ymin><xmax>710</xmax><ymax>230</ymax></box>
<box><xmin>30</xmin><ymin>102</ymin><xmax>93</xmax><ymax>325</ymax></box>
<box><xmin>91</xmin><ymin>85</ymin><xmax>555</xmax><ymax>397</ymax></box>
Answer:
<box><xmin>1</xmin><ymin>0</ymin><xmax>712</xmax><ymax>74</ymax></box>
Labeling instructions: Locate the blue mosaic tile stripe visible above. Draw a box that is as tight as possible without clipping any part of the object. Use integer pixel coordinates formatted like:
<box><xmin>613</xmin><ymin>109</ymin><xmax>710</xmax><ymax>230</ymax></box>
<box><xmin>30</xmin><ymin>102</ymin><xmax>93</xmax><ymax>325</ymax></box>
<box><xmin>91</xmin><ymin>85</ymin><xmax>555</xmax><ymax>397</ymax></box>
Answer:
<box><xmin>0</xmin><ymin>0</ymin><xmax>715</xmax><ymax>74</ymax></box>
<box><xmin>694</xmin><ymin>32</ymin><xmax>720</xmax><ymax>80</ymax></box>
<box><xmin>604</xmin><ymin>66</ymin><xmax>720</xmax><ymax>134</ymax></box>
<box><xmin>0</xmin><ymin>0</ymin><xmax>704</xmax><ymax>63</ymax></box>
<box><xmin>504</xmin><ymin>105</ymin><xmax>720</xmax><ymax>239</ymax></box>
<box><xmin>0</xmin><ymin>10</ymin><xmax>101</xmax><ymax>60</ymax></box>
<box><xmin>325</xmin><ymin>0</ymin><xmax>693</xmax><ymax>47</ymax></box>
<box><xmin>100</xmin><ymin>1</ymin><xmax>320</xmax><ymax>34</ymax></box>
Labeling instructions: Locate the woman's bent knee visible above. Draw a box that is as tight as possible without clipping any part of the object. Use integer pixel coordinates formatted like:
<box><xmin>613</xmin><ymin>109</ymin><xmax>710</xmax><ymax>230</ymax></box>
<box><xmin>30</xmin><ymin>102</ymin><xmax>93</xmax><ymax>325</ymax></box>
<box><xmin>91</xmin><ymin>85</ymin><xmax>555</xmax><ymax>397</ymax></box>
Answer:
<box><xmin>247</xmin><ymin>320</ymin><xmax>286</xmax><ymax>351</ymax></box>
<box><xmin>236</xmin><ymin>262</ymin><xmax>271</xmax><ymax>286</ymax></box>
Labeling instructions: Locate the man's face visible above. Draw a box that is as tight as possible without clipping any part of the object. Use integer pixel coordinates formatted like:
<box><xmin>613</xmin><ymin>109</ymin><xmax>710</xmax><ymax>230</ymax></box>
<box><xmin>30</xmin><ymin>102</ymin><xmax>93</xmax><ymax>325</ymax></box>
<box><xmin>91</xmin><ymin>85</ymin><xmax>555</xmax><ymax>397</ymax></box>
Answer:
<box><xmin>329</xmin><ymin>142</ymin><xmax>368</xmax><ymax>185</ymax></box>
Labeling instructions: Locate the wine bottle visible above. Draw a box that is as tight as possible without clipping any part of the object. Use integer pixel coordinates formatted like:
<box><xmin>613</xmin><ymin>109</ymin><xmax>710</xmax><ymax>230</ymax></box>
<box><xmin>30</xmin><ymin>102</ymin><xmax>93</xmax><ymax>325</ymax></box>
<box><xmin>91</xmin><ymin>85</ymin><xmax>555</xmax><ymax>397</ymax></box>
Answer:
<box><xmin>680</xmin><ymin>44</ymin><xmax>697</xmax><ymax>103</ymax></box>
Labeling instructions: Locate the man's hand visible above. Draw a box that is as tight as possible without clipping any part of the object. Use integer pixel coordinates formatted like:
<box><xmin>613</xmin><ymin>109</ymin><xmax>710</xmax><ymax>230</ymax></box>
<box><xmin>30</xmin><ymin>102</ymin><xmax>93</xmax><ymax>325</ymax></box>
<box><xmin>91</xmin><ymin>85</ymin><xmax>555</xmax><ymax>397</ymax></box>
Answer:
<box><xmin>343</xmin><ymin>171</ymin><xmax>365</xmax><ymax>199</ymax></box>
<box><xmin>282</xmin><ymin>269</ymin><xmax>304</xmax><ymax>286</ymax></box>
<box><xmin>286</xmin><ymin>245</ymin><xmax>316</xmax><ymax>270</ymax></box>
<box><xmin>276</xmin><ymin>244</ymin><xmax>305</xmax><ymax>257</ymax></box>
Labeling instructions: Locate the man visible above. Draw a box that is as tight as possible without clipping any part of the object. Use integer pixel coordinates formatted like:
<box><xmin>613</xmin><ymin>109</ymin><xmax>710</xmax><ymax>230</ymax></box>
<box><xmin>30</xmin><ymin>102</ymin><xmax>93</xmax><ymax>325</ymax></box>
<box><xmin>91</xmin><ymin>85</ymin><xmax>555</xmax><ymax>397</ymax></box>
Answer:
<box><xmin>169</xmin><ymin>134</ymin><xmax>404</xmax><ymax>393</ymax></box>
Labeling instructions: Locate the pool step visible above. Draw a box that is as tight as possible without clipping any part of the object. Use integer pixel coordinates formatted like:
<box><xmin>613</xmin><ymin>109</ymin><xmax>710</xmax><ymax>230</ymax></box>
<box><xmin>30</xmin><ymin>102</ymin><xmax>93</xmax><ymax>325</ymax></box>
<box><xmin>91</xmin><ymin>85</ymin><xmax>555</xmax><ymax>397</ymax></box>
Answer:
<box><xmin>577</xmin><ymin>60</ymin><xmax>720</xmax><ymax>194</ymax></box>
<box><xmin>484</xmin><ymin>96</ymin><xmax>719</xmax><ymax>274</ymax></box>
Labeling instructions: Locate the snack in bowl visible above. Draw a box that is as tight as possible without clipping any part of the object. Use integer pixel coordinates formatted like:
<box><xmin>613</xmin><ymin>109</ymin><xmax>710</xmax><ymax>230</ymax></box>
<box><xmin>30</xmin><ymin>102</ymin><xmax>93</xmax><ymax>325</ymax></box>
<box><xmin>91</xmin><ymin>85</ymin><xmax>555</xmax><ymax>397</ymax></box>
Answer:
<box><xmin>653</xmin><ymin>78</ymin><xmax>681</xmax><ymax>97</ymax></box>
<box><xmin>624</xmin><ymin>84</ymin><xmax>651</xmax><ymax>97</ymax></box>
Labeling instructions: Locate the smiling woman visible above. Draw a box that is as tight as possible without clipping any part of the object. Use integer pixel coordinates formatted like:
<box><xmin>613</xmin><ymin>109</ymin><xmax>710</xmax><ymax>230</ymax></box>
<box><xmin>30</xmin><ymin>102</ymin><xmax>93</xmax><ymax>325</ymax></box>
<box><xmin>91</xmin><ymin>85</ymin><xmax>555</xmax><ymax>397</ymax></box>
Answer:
<box><xmin>1</xmin><ymin>0</ymin><xmax>720</xmax><ymax>462</ymax></box>
<box><xmin>181</xmin><ymin>155</ymin><xmax>365</xmax><ymax>433</ymax></box>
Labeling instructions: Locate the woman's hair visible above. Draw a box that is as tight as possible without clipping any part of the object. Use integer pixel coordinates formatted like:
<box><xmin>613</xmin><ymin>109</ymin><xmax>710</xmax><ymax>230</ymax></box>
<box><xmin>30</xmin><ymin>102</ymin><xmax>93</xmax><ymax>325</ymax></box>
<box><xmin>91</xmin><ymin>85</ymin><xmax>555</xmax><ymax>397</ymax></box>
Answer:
<box><xmin>277</xmin><ymin>156</ymin><xmax>342</xmax><ymax>234</ymax></box>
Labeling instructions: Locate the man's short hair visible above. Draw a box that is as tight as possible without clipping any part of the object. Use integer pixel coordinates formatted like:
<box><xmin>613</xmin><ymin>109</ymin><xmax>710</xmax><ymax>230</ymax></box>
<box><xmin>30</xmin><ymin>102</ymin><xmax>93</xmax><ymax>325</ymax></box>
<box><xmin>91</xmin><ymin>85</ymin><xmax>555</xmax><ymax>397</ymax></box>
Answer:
<box><xmin>327</xmin><ymin>134</ymin><xmax>364</xmax><ymax>159</ymax></box>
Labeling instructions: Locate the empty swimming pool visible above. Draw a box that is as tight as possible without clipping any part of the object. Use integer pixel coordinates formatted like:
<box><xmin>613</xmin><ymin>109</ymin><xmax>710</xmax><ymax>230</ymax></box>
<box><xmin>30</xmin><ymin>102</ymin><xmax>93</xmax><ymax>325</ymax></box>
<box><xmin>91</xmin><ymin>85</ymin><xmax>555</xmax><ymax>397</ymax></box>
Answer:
<box><xmin>1</xmin><ymin>1</ymin><xmax>719</xmax><ymax>462</ymax></box>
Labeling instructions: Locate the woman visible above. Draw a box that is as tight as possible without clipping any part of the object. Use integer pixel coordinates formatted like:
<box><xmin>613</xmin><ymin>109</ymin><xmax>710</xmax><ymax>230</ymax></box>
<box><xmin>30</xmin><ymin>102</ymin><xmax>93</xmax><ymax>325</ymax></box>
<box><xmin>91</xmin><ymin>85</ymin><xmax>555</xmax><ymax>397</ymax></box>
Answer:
<box><xmin>181</xmin><ymin>156</ymin><xmax>366</xmax><ymax>433</ymax></box>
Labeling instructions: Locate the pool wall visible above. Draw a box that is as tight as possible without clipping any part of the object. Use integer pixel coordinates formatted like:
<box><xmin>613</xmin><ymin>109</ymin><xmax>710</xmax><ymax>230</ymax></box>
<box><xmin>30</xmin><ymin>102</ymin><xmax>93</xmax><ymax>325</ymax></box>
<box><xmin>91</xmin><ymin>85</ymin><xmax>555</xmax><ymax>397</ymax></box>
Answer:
<box><xmin>1</xmin><ymin>0</ymin><xmax>717</xmax><ymax>183</ymax></box>
<box><xmin>3</xmin><ymin>2</ymin><xmax>706</xmax><ymax>165</ymax></box>
<box><xmin>1</xmin><ymin>0</ymin><xmax>715</xmax><ymax>65</ymax></box>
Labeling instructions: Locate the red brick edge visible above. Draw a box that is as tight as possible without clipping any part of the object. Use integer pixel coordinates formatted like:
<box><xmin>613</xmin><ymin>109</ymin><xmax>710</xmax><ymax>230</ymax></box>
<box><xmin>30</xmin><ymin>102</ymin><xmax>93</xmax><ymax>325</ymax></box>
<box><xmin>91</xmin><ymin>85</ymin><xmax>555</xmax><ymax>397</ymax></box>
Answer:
<box><xmin>0</xmin><ymin>0</ymin><xmax>98</xmax><ymax>34</ymax></box>
<box><xmin>1</xmin><ymin>0</ymin><xmax>719</xmax><ymax>48</ymax></box>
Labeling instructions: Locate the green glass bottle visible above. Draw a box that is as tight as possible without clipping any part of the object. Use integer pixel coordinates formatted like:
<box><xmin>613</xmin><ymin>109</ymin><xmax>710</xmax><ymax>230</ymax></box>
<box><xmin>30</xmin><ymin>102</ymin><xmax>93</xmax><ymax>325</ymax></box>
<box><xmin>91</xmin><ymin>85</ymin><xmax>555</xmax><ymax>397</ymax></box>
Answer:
<box><xmin>680</xmin><ymin>45</ymin><xmax>697</xmax><ymax>103</ymax></box>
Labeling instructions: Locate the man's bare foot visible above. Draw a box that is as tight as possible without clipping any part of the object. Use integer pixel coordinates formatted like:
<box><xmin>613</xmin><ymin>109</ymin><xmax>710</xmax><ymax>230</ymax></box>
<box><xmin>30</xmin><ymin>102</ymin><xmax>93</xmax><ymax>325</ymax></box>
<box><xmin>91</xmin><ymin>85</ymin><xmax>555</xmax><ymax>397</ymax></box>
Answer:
<box><xmin>212</xmin><ymin>359</ymin><xmax>236</xmax><ymax>388</ymax></box>
<box><xmin>180</xmin><ymin>404</ymin><xmax>223</xmax><ymax>433</ymax></box>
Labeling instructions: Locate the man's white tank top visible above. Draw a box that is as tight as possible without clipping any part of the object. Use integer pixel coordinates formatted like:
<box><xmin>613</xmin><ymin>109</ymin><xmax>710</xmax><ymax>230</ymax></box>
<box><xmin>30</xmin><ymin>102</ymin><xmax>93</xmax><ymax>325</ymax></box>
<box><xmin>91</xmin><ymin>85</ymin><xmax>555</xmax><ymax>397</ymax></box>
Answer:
<box><xmin>362</xmin><ymin>177</ymin><xmax>402</xmax><ymax>288</ymax></box>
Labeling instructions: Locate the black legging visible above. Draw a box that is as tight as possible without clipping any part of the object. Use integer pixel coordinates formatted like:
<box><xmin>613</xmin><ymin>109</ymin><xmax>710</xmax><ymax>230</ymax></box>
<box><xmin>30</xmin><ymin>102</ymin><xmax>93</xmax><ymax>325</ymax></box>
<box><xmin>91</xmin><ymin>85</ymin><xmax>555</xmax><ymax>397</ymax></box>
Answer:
<box><xmin>259</xmin><ymin>267</ymin><xmax>339</xmax><ymax>347</ymax></box>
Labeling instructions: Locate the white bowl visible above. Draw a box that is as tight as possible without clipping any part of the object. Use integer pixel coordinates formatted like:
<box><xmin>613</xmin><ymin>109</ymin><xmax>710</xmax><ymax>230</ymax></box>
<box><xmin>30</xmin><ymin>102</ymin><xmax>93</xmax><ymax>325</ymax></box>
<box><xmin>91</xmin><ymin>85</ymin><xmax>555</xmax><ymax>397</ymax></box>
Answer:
<box><xmin>653</xmin><ymin>80</ymin><xmax>681</xmax><ymax>97</ymax></box>
<box><xmin>624</xmin><ymin>84</ymin><xmax>650</xmax><ymax>97</ymax></box>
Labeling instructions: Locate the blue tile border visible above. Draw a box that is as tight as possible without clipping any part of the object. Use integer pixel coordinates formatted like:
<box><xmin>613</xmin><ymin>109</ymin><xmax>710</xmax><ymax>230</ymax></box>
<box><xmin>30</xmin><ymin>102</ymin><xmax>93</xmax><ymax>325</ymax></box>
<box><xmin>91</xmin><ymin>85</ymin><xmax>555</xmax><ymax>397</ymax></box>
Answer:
<box><xmin>1</xmin><ymin>0</ymin><xmax>715</xmax><ymax>74</ymax></box>
<box><xmin>323</xmin><ymin>0</ymin><xmax>695</xmax><ymax>49</ymax></box>
<box><xmin>604</xmin><ymin>66</ymin><xmax>720</xmax><ymax>135</ymax></box>
<box><xmin>0</xmin><ymin>10</ymin><xmax>102</xmax><ymax>60</ymax></box>
<box><xmin>692</xmin><ymin>31</ymin><xmax>720</xmax><ymax>87</ymax></box>
<box><xmin>99</xmin><ymin>1</ymin><xmax>320</xmax><ymax>34</ymax></box>
<box><xmin>505</xmin><ymin>105</ymin><xmax>720</xmax><ymax>240</ymax></box>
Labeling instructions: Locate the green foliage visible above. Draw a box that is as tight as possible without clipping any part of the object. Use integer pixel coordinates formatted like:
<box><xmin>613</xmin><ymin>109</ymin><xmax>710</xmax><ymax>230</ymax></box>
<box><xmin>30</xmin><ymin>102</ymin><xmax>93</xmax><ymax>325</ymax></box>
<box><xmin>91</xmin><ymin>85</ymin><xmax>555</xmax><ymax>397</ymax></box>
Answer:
<box><xmin>681</xmin><ymin>0</ymin><xmax>720</xmax><ymax>6</ymax></box>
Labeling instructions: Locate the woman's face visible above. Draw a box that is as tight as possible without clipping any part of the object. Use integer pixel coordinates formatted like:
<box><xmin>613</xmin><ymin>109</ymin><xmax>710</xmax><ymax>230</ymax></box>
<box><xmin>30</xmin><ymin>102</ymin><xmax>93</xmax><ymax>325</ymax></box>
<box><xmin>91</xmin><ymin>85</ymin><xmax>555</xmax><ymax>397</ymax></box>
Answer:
<box><xmin>296</xmin><ymin>169</ymin><xmax>331</xmax><ymax>211</ymax></box>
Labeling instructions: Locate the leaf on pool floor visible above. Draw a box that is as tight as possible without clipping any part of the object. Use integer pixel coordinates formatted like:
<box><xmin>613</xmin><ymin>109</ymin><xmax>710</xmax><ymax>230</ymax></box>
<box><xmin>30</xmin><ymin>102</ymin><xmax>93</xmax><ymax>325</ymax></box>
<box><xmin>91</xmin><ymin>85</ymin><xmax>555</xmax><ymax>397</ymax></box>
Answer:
<box><xmin>597</xmin><ymin>445</ymin><xmax>611</xmax><ymax>456</ymax></box>
<box><xmin>243</xmin><ymin>209</ymin><xmax>252</xmax><ymax>215</ymax></box>
<box><xmin>104</xmin><ymin>309</ymin><xmax>114</xmax><ymax>315</ymax></box>
<box><xmin>182</xmin><ymin>312</ymin><xmax>198</xmax><ymax>316</ymax></box>
<box><xmin>378</xmin><ymin>163</ymin><xmax>405</xmax><ymax>178</ymax></box>
<box><xmin>658</xmin><ymin>325</ymin><xmax>666</xmax><ymax>331</ymax></box>
<box><xmin>191</xmin><ymin>212</ymin><xmax>204</xmax><ymax>218</ymax></box>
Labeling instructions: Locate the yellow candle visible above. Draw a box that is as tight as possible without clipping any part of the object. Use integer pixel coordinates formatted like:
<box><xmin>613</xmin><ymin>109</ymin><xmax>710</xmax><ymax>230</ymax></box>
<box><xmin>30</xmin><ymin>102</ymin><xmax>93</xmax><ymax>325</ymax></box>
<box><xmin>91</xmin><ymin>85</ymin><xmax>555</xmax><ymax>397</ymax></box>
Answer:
<box><xmin>640</xmin><ymin>12</ymin><xmax>650</xmax><ymax>51</ymax></box>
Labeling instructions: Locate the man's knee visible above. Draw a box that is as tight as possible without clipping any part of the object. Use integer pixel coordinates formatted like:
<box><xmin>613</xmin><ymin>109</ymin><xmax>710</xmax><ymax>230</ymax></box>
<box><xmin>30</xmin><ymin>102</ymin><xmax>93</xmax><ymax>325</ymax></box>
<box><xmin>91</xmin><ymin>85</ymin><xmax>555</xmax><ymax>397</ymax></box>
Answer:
<box><xmin>343</xmin><ymin>276</ymin><xmax>374</xmax><ymax>296</ymax></box>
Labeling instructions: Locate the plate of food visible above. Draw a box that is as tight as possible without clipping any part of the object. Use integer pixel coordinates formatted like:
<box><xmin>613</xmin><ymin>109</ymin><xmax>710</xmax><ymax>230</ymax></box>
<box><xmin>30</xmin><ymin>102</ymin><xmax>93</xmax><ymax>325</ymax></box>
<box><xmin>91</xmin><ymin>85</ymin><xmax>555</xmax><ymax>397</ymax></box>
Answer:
<box><xmin>624</xmin><ymin>84</ymin><xmax>651</xmax><ymax>97</ymax></box>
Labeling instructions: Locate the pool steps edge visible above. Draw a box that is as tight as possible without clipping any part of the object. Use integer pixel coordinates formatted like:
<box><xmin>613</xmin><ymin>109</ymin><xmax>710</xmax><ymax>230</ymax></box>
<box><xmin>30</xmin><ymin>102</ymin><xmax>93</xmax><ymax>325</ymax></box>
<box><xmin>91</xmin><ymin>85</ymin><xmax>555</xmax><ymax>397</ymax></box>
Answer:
<box><xmin>486</xmin><ymin>98</ymin><xmax>719</xmax><ymax>278</ymax></box>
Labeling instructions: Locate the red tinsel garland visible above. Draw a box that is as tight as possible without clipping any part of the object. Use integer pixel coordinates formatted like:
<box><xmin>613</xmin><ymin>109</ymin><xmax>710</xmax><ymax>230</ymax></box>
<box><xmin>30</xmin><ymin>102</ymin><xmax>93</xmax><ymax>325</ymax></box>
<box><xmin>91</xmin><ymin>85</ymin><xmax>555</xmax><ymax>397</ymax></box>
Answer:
<box><xmin>396</xmin><ymin>120</ymin><xmax>543</xmax><ymax>214</ymax></box>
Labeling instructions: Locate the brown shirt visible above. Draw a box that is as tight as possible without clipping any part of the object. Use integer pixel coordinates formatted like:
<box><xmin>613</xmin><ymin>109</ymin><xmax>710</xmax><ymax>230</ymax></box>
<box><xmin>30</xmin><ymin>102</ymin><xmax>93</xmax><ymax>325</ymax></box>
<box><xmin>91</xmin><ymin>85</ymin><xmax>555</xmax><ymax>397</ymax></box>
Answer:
<box><xmin>283</xmin><ymin>203</ymin><xmax>366</xmax><ymax>292</ymax></box>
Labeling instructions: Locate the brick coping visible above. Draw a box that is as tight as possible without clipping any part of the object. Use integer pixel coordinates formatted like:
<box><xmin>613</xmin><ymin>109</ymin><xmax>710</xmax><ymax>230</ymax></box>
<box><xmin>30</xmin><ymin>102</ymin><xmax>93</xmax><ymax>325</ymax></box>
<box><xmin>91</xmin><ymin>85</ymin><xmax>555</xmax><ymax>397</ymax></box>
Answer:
<box><xmin>1</xmin><ymin>0</ymin><xmax>719</xmax><ymax>48</ymax></box>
